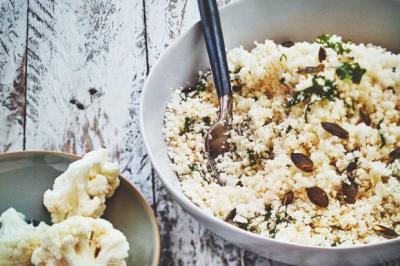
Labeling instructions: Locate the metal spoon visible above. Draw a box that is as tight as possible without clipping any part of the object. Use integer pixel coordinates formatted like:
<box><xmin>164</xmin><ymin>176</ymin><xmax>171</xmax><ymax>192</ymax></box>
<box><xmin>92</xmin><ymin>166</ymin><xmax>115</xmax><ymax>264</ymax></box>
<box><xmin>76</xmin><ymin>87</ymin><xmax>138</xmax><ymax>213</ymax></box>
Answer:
<box><xmin>198</xmin><ymin>0</ymin><xmax>233</xmax><ymax>185</ymax></box>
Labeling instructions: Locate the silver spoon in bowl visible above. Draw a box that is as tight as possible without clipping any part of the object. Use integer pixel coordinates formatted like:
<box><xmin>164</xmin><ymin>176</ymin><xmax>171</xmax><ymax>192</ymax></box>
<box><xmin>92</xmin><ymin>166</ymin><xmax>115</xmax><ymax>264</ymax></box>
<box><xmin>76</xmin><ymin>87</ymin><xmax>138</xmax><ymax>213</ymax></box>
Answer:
<box><xmin>198</xmin><ymin>0</ymin><xmax>233</xmax><ymax>185</ymax></box>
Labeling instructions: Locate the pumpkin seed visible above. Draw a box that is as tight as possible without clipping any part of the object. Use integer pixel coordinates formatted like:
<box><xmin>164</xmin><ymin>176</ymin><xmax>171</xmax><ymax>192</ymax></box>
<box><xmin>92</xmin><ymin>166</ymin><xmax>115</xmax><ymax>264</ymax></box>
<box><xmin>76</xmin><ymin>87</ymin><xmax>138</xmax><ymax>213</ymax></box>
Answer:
<box><xmin>281</xmin><ymin>40</ymin><xmax>294</xmax><ymax>47</ymax></box>
<box><xmin>359</xmin><ymin>108</ymin><xmax>371</xmax><ymax>126</ymax></box>
<box><xmin>381</xmin><ymin>176</ymin><xmax>389</xmax><ymax>184</ymax></box>
<box><xmin>373</xmin><ymin>224</ymin><xmax>399</xmax><ymax>239</ymax></box>
<box><xmin>282</xmin><ymin>191</ymin><xmax>294</xmax><ymax>206</ymax></box>
<box><xmin>297</xmin><ymin>64</ymin><xmax>325</xmax><ymax>75</ymax></box>
<box><xmin>341</xmin><ymin>181</ymin><xmax>358</xmax><ymax>204</ymax></box>
<box><xmin>306</xmin><ymin>186</ymin><xmax>329</xmax><ymax>207</ymax></box>
<box><xmin>318</xmin><ymin>47</ymin><xmax>327</xmax><ymax>62</ymax></box>
<box><xmin>225</xmin><ymin>208</ymin><xmax>236</xmax><ymax>222</ymax></box>
<box><xmin>389</xmin><ymin>147</ymin><xmax>400</xmax><ymax>160</ymax></box>
<box><xmin>291</xmin><ymin>153</ymin><xmax>314</xmax><ymax>172</ymax></box>
<box><xmin>321</xmin><ymin>122</ymin><xmax>349</xmax><ymax>139</ymax></box>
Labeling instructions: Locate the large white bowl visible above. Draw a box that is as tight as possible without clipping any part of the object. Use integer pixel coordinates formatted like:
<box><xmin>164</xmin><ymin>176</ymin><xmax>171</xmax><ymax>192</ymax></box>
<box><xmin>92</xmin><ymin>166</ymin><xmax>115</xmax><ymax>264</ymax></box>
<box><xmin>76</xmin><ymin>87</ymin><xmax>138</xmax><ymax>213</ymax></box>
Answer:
<box><xmin>140</xmin><ymin>0</ymin><xmax>400</xmax><ymax>265</ymax></box>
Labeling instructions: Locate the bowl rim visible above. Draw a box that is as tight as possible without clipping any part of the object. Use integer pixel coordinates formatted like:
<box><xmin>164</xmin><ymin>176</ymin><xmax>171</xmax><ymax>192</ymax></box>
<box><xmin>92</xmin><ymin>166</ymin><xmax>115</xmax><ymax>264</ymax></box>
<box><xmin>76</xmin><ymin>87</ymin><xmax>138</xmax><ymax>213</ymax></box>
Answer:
<box><xmin>139</xmin><ymin>0</ymin><xmax>400</xmax><ymax>252</ymax></box>
<box><xmin>0</xmin><ymin>149</ymin><xmax>161</xmax><ymax>266</ymax></box>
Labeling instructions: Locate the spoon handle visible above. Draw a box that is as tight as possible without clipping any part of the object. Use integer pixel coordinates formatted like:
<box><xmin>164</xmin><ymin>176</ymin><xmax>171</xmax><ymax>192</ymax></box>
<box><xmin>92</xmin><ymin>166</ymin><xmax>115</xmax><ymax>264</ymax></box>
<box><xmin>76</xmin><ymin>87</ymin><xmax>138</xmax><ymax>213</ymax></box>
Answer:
<box><xmin>198</xmin><ymin>0</ymin><xmax>232</xmax><ymax>101</ymax></box>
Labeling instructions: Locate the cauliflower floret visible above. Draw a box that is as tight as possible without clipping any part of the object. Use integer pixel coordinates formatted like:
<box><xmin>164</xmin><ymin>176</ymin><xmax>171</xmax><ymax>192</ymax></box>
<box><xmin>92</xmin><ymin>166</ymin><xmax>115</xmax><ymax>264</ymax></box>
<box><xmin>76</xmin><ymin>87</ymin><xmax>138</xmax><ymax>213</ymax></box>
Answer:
<box><xmin>44</xmin><ymin>149</ymin><xmax>120</xmax><ymax>223</ymax></box>
<box><xmin>0</xmin><ymin>208</ymin><xmax>49</xmax><ymax>266</ymax></box>
<box><xmin>31</xmin><ymin>216</ymin><xmax>129</xmax><ymax>266</ymax></box>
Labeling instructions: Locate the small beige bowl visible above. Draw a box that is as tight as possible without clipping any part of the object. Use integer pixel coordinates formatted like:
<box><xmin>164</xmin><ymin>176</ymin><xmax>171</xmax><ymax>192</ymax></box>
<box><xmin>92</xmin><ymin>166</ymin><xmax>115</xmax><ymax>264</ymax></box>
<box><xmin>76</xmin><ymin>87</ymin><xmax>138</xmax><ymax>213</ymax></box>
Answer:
<box><xmin>0</xmin><ymin>151</ymin><xmax>160</xmax><ymax>266</ymax></box>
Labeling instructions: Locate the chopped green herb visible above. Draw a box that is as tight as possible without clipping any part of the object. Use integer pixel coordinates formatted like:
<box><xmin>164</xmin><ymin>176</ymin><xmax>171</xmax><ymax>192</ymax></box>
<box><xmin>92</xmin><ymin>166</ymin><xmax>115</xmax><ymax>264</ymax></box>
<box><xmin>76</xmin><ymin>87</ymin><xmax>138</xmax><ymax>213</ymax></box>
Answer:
<box><xmin>188</xmin><ymin>163</ymin><xmax>197</xmax><ymax>172</ymax></box>
<box><xmin>280</xmin><ymin>53</ymin><xmax>287</xmax><ymax>62</ymax></box>
<box><xmin>279</xmin><ymin>77</ymin><xmax>286</xmax><ymax>84</ymax></box>
<box><xmin>202</xmin><ymin>116</ymin><xmax>211</xmax><ymax>126</ymax></box>
<box><xmin>180</xmin><ymin>117</ymin><xmax>194</xmax><ymax>135</ymax></box>
<box><xmin>344</xmin><ymin>98</ymin><xmax>355</xmax><ymax>111</ymax></box>
<box><xmin>287</xmin><ymin>76</ymin><xmax>339</xmax><ymax>122</ymax></box>
<box><xmin>264</xmin><ymin>205</ymin><xmax>273</xmax><ymax>220</ymax></box>
<box><xmin>181</xmin><ymin>76</ymin><xmax>208</xmax><ymax>99</ymax></box>
<box><xmin>275</xmin><ymin>214</ymin><xmax>289</xmax><ymax>225</ymax></box>
<box><xmin>266</xmin><ymin>210</ymin><xmax>293</xmax><ymax>238</ymax></box>
<box><xmin>315</xmin><ymin>34</ymin><xmax>351</xmax><ymax>55</ymax></box>
<box><xmin>287</xmin><ymin>76</ymin><xmax>339</xmax><ymax>107</ymax></box>
<box><xmin>189</xmin><ymin>163</ymin><xmax>211</xmax><ymax>184</ymax></box>
<box><xmin>232</xmin><ymin>66</ymin><xmax>242</xmax><ymax>74</ymax></box>
<box><xmin>236</xmin><ymin>180</ymin><xmax>243</xmax><ymax>187</ymax></box>
<box><xmin>336</xmin><ymin>62</ymin><xmax>366</xmax><ymax>84</ymax></box>
<box><xmin>285</xmin><ymin>125</ymin><xmax>293</xmax><ymax>133</ymax></box>
<box><xmin>247</xmin><ymin>149</ymin><xmax>260</xmax><ymax>166</ymax></box>
<box><xmin>268</xmin><ymin>226</ymin><xmax>278</xmax><ymax>238</ymax></box>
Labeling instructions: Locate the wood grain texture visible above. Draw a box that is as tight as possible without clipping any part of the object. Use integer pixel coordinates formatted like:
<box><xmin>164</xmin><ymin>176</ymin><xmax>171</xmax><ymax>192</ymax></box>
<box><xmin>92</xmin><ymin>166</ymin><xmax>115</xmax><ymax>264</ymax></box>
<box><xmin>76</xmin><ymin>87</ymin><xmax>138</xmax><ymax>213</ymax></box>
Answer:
<box><xmin>146</xmin><ymin>1</ymin><xmax>280</xmax><ymax>265</ymax></box>
<box><xmin>25</xmin><ymin>0</ymin><xmax>153</xmax><ymax>201</ymax></box>
<box><xmin>0</xmin><ymin>0</ymin><xmax>27</xmax><ymax>152</ymax></box>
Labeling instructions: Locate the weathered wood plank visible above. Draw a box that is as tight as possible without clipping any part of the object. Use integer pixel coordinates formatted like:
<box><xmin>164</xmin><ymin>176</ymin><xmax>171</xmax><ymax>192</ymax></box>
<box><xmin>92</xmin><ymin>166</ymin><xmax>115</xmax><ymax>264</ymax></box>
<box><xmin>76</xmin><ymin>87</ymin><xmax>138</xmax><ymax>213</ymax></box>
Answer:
<box><xmin>0</xmin><ymin>0</ymin><xmax>27</xmax><ymax>152</ymax></box>
<box><xmin>25</xmin><ymin>0</ymin><xmax>153</xmax><ymax>201</ymax></box>
<box><xmin>146</xmin><ymin>0</ymin><xmax>277</xmax><ymax>265</ymax></box>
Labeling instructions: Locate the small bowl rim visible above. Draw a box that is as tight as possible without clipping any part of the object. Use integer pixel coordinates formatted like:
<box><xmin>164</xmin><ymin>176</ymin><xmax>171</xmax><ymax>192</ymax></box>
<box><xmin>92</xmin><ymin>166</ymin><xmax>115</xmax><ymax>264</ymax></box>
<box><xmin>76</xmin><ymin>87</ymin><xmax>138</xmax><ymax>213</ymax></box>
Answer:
<box><xmin>139</xmin><ymin>0</ymin><xmax>400</xmax><ymax>252</ymax></box>
<box><xmin>0</xmin><ymin>149</ymin><xmax>161</xmax><ymax>266</ymax></box>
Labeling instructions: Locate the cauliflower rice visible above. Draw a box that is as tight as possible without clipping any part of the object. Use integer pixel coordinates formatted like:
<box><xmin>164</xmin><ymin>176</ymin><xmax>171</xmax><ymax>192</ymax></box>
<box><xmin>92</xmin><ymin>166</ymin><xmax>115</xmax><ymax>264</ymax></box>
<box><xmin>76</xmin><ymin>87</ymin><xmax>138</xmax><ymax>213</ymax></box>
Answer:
<box><xmin>163</xmin><ymin>34</ymin><xmax>400</xmax><ymax>247</ymax></box>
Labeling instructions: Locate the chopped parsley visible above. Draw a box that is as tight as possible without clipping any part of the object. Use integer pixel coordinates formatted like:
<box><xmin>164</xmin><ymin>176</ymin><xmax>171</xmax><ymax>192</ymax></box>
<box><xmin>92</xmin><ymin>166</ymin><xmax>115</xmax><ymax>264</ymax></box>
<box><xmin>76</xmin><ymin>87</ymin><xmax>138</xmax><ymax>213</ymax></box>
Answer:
<box><xmin>189</xmin><ymin>163</ymin><xmax>210</xmax><ymax>184</ymax></box>
<box><xmin>180</xmin><ymin>117</ymin><xmax>194</xmax><ymax>135</ymax></box>
<box><xmin>331</xmin><ymin>241</ymin><xmax>339</xmax><ymax>247</ymax></box>
<box><xmin>275</xmin><ymin>212</ymin><xmax>293</xmax><ymax>224</ymax></box>
<box><xmin>264</xmin><ymin>209</ymin><xmax>293</xmax><ymax>238</ymax></box>
<box><xmin>336</xmin><ymin>62</ymin><xmax>366</xmax><ymax>84</ymax></box>
<box><xmin>287</xmin><ymin>76</ymin><xmax>339</xmax><ymax>107</ymax></box>
<box><xmin>247</xmin><ymin>149</ymin><xmax>261</xmax><ymax>166</ymax></box>
<box><xmin>236</xmin><ymin>180</ymin><xmax>243</xmax><ymax>187</ymax></box>
<box><xmin>285</xmin><ymin>125</ymin><xmax>293</xmax><ymax>134</ymax></box>
<box><xmin>264</xmin><ymin>204</ymin><xmax>273</xmax><ymax>220</ymax></box>
<box><xmin>316</xmin><ymin>34</ymin><xmax>351</xmax><ymax>55</ymax></box>
<box><xmin>202</xmin><ymin>116</ymin><xmax>211</xmax><ymax>126</ymax></box>
<box><xmin>286</xmin><ymin>76</ymin><xmax>339</xmax><ymax>122</ymax></box>
<box><xmin>181</xmin><ymin>76</ymin><xmax>207</xmax><ymax>99</ymax></box>
<box><xmin>280</xmin><ymin>53</ymin><xmax>287</xmax><ymax>62</ymax></box>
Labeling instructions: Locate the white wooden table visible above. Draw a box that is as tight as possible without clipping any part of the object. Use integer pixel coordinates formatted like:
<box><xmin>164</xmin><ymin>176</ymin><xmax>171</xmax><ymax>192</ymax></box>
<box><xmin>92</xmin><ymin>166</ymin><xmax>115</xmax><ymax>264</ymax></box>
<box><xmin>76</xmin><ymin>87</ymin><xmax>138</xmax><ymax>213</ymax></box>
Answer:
<box><xmin>0</xmin><ymin>1</ymin><xmax>397</xmax><ymax>265</ymax></box>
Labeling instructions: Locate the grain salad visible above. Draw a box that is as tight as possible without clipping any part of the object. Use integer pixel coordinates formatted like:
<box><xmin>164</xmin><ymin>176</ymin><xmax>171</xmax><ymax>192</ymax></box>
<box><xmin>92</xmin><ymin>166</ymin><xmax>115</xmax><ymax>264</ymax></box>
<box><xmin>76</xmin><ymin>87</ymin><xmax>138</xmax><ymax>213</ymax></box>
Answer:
<box><xmin>163</xmin><ymin>34</ymin><xmax>400</xmax><ymax>247</ymax></box>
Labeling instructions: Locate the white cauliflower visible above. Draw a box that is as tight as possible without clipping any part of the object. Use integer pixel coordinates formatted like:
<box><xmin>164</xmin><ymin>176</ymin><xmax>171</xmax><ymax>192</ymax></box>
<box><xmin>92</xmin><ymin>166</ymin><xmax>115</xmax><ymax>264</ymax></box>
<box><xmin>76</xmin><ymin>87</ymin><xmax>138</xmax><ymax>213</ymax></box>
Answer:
<box><xmin>0</xmin><ymin>208</ymin><xmax>49</xmax><ymax>266</ymax></box>
<box><xmin>31</xmin><ymin>216</ymin><xmax>129</xmax><ymax>266</ymax></box>
<box><xmin>44</xmin><ymin>149</ymin><xmax>120</xmax><ymax>223</ymax></box>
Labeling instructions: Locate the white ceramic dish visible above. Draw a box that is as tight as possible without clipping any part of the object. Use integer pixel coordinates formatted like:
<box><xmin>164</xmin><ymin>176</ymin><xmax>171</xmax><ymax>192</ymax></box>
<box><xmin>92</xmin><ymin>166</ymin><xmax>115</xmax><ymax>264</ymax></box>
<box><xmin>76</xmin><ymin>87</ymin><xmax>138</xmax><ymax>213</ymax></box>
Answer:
<box><xmin>140</xmin><ymin>0</ymin><xmax>400</xmax><ymax>265</ymax></box>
